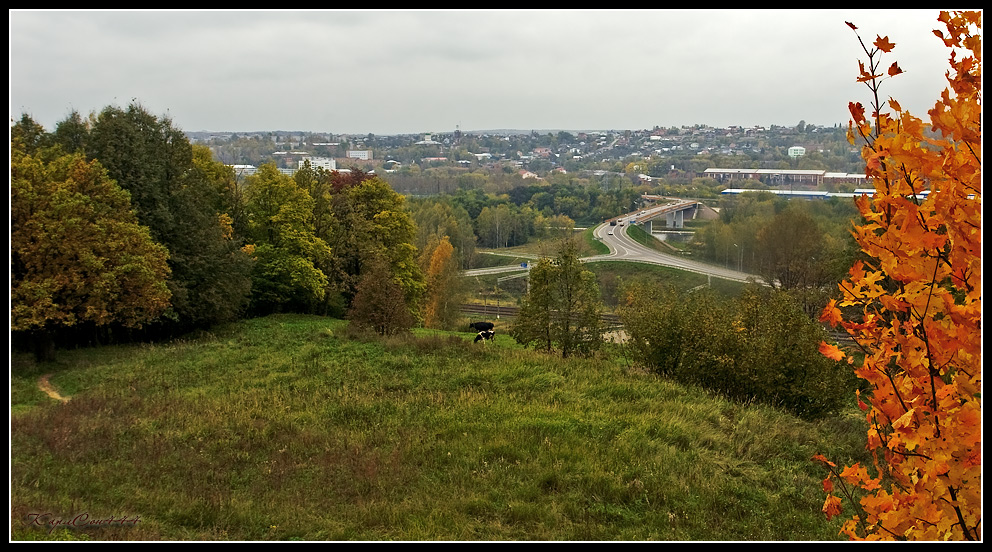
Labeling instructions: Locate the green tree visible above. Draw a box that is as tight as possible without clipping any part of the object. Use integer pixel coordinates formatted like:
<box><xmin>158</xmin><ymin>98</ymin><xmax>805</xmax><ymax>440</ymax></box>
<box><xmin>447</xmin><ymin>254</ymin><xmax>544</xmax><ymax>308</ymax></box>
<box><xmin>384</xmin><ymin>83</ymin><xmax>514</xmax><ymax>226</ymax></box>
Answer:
<box><xmin>192</xmin><ymin>144</ymin><xmax>244</xmax><ymax>229</ymax></box>
<box><xmin>729</xmin><ymin>287</ymin><xmax>852</xmax><ymax>419</ymax></box>
<box><xmin>242</xmin><ymin>163</ymin><xmax>332</xmax><ymax>313</ymax></box>
<box><xmin>11</xmin><ymin>114</ymin><xmax>53</xmax><ymax>155</ymax></box>
<box><xmin>754</xmin><ymin>201</ymin><xmax>827</xmax><ymax>290</ymax></box>
<box><xmin>328</xmin><ymin>174</ymin><xmax>425</xmax><ymax>313</ymax></box>
<box><xmin>511</xmin><ymin>240</ymin><xmax>603</xmax><ymax>357</ymax></box>
<box><xmin>293</xmin><ymin>159</ymin><xmax>336</xmax><ymax>243</ymax></box>
<box><xmin>347</xmin><ymin>255</ymin><xmax>416</xmax><ymax>336</ymax></box>
<box><xmin>11</xmin><ymin>144</ymin><xmax>172</xmax><ymax>360</ymax></box>
<box><xmin>70</xmin><ymin>103</ymin><xmax>253</xmax><ymax>331</ymax></box>
<box><xmin>409</xmin><ymin>198</ymin><xmax>477</xmax><ymax>269</ymax></box>
<box><xmin>511</xmin><ymin>257</ymin><xmax>555</xmax><ymax>354</ymax></box>
<box><xmin>475</xmin><ymin>204</ymin><xmax>511</xmax><ymax>248</ymax></box>
<box><xmin>52</xmin><ymin>110</ymin><xmax>90</xmax><ymax>155</ymax></box>
<box><xmin>619</xmin><ymin>284</ymin><xmax>695</xmax><ymax>377</ymax></box>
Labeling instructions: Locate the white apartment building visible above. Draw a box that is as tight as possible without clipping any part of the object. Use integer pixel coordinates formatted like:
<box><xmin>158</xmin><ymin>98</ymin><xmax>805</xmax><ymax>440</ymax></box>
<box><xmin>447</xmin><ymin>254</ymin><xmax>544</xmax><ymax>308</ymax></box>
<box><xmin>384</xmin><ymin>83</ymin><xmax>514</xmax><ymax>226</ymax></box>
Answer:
<box><xmin>347</xmin><ymin>150</ymin><xmax>373</xmax><ymax>160</ymax></box>
<box><xmin>299</xmin><ymin>156</ymin><xmax>337</xmax><ymax>171</ymax></box>
<box><xmin>229</xmin><ymin>164</ymin><xmax>258</xmax><ymax>177</ymax></box>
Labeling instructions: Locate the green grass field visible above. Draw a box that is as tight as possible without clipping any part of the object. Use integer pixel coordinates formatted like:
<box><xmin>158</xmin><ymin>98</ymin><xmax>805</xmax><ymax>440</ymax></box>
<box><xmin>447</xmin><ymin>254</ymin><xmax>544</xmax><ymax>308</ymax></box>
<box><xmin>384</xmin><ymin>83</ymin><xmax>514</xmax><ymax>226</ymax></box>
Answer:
<box><xmin>11</xmin><ymin>315</ymin><xmax>869</xmax><ymax>541</ymax></box>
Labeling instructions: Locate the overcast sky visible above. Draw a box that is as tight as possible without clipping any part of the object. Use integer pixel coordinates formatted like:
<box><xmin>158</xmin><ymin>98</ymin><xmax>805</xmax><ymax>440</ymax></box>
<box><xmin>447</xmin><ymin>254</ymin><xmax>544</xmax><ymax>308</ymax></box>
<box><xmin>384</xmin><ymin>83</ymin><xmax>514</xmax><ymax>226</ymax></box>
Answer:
<box><xmin>10</xmin><ymin>9</ymin><xmax>959</xmax><ymax>135</ymax></box>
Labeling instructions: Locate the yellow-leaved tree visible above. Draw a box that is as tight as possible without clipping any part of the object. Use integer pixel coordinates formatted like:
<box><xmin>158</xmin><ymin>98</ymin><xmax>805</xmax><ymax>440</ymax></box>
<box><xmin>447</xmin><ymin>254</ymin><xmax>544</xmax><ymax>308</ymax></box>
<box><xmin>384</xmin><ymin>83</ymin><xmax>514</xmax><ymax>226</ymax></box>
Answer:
<box><xmin>814</xmin><ymin>11</ymin><xmax>981</xmax><ymax>540</ymax></box>
<box><xmin>422</xmin><ymin>235</ymin><xmax>461</xmax><ymax>329</ymax></box>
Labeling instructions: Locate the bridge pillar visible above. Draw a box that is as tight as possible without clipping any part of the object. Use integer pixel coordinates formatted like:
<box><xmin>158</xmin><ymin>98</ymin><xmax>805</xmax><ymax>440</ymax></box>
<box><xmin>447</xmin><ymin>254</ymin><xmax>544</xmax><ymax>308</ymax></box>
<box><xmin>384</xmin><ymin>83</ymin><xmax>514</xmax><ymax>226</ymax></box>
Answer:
<box><xmin>644</xmin><ymin>219</ymin><xmax>652</xmax><ymax>234</ymax></box>
<box><xmin>666</xmin><ymin>212</ymin><xmax>675</xmax><ymax>228</ymax></box>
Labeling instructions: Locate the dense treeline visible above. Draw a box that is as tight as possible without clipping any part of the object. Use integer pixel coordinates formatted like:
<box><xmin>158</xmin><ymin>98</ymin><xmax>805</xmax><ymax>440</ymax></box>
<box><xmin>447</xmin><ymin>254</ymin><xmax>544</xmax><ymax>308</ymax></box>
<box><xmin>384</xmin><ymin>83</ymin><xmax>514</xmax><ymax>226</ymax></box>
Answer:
<box><xmin>11</xmin><ymin>105</ymin><xmax>856</xmax><ymax>360</ymax></box>
<box><xmin>11</xmin><ymin>104</ymin><xmax>651</xmax><ymax>360</ymax></box>
<box><xmin>404</xmin><ymin>175</ymin><xmax>642</xmax><ymax>254</ymax></box>
<box><xmin>13</xmin><ymin>108</ymin><xmax>254</xmax><ymax>356</ymax></box>
<box><xmin>11</xmin><ymin>106</ymin><xmax>428</xmax><ymax>358</ymax></box>
<box><xmin>689</xmin><ymin>192</ymin><xmax>862</xmax><ymax>318</ymax></box>
<box><xmin>11</xmin><ymin>120</ymin><xmax>174</xmax><ymax>360</ymax></box>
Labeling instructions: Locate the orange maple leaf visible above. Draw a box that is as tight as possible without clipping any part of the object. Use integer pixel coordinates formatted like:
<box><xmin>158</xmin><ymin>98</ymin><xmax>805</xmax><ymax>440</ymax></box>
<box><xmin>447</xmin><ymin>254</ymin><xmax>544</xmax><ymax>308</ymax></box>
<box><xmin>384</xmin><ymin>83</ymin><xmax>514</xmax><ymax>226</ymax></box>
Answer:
<box><xmin>839</xmin><ymin>464</ymin><xmax>863</xmax><ymax>484</ymax></box>
<box><xmin>849</xmin><ymin>102</ymin><xmax>867</xmax><ymax>123</ymax></box>
<box><xmin>819</xmin><ymin>341</ymin><xmax>846</xmax><ymax>361</ymax></box>
<box><xmin>819</xmin><ymin>299</ymin><xmax>844</xmax><ymax>327</ymax></box>
<box><xmin>812</xmin><ymin>454</ymin><xmax>836</xmax><ymax>467</ymax></box>
<box><xmin>874</xmin><ymin>35</ymin><xmax>896</xmax><ymax>52</ymax></box>
<box><xmin>822</xmin><ymin>495</ymin><xmax>843</xmax><ymax>520</ymax></box>
<box><xmin>856</xmin><ymin>390</ymin><xmax>869</xmax><ymax>411</ymax></box>
<box><xmin>849</xmin><ymin>260</ymin><xmax>866</xmax><ymax>281</ymax></box>
<box><xmin>888</xmin><ymin>62</ymin><xmax>903</xmax><ymax>76</ymax></box>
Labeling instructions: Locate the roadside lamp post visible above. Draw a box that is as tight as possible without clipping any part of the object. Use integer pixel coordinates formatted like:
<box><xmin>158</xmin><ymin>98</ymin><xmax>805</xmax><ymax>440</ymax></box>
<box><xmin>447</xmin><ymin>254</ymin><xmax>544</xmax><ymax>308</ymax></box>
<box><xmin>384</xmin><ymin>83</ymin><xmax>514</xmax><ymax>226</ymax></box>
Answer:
<box><xmin>734</xmin><ymin>243</ymin><xmax>742</xmax><ymax>272</ymax></box>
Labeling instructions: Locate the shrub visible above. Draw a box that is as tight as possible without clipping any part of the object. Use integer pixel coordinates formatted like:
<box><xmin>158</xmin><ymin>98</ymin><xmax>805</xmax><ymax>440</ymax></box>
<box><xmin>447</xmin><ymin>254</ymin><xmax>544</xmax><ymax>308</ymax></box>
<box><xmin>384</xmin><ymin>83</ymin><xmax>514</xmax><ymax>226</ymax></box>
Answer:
<box><xmin>620</xmin><ymin>284</ymin><xmax>853</xmax><ymax>419</ymax></box>
<box><xmin>346</xmin><ymin>256</ymin><xmax>416</xmax><ymax>336</ymax></box>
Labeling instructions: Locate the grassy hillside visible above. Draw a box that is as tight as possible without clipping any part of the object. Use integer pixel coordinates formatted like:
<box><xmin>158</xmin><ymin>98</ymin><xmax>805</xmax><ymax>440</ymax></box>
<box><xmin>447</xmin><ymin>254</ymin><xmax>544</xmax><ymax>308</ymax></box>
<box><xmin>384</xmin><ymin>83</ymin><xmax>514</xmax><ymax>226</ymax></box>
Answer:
<box><xmin>11</xmin><ymin>315</ymin><xmax>868</xmax><ymax>541</ymax></box>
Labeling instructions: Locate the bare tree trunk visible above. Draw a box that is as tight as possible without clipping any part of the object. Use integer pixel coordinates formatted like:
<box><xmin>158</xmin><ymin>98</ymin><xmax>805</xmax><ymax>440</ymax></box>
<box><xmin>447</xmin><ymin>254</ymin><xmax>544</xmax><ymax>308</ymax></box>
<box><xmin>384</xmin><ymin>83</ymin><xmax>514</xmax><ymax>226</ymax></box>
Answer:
<box><xmin>32</xmin><ymin>330</ymin><xmax>56</xmax><ymax>363</ymax></box>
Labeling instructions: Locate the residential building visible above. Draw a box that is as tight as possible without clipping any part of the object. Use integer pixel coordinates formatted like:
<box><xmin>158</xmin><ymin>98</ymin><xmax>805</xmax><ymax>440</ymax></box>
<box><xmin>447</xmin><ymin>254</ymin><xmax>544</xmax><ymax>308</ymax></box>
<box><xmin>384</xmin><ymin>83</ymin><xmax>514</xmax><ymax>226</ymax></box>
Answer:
<box><xmin>299</xmin><ymin>156</ymin><xmax>337</xmax><ymax>171</ymax></box>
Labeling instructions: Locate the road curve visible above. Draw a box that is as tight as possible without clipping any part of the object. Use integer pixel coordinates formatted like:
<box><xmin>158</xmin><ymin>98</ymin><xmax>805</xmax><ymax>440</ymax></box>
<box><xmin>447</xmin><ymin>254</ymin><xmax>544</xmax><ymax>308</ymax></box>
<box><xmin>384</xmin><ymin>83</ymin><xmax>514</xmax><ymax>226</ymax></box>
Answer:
<box><xmin>587</xmin><ymin>221</ymin><xmax>763</xmax><ymax>284</ymax></box>
<box><xmin>463</xmin><ymin>219</ymin><xmax>765</xmax><ymax>284</ymax></box>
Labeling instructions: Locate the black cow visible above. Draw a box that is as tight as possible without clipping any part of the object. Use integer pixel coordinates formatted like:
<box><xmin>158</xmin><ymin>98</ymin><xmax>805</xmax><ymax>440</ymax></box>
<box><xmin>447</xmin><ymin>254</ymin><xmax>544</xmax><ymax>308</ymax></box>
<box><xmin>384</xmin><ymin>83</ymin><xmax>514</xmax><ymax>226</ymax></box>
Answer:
<box><xmin>469</xmin><ymin>321</ymin><xmax>495</xmax><ymax>333</ymax></box>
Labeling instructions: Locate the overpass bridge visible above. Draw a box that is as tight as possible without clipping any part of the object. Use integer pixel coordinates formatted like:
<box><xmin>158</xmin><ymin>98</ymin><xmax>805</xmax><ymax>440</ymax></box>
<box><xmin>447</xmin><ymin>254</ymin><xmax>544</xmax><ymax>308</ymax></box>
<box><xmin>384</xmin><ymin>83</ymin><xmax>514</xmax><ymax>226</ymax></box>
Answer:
<box><xmin>611</xmin><ymin>198</ymin><xmax>717</xmax><ymax>231</ymax></box>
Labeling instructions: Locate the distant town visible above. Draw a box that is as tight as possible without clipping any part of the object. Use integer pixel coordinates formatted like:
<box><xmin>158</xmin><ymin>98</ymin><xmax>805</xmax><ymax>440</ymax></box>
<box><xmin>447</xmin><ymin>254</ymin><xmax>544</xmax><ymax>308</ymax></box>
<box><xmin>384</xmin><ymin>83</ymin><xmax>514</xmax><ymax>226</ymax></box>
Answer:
<box><xmin>187</xmin><ymin>122</ymin><xmax>870</xmax><ymax>194</ymax></box>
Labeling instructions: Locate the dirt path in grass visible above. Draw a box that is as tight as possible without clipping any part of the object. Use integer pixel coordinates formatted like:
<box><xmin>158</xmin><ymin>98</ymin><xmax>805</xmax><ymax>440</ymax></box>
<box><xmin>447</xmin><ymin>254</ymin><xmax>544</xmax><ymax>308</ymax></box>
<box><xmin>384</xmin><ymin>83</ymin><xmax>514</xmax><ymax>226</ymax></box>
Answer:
<box><xmin>39</xmin><ymin>374</ymin><xmax>71</xmax><ymax>403</ymax></box>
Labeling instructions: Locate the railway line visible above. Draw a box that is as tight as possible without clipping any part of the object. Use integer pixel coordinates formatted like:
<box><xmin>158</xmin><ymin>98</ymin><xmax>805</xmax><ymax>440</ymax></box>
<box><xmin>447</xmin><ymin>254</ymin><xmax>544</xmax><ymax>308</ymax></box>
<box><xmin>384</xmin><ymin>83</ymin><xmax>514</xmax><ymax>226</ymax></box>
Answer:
<box><xmin>461</xmin><ymin>303</ymin><xmax>851</xmax><ymax>343</ymax></box>
<box><xmin>460</xmin><ymin>304</ymin><xmax>622</xmax><ymax>328</ymax></box>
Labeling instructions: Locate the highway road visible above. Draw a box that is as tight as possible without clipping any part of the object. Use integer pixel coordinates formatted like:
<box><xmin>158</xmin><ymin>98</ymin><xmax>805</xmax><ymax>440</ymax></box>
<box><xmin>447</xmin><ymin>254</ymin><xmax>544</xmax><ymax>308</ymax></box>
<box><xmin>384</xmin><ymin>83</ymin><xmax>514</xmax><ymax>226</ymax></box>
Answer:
<box><xmin>463</xmin><ymin>218</ymin><xmax>763</xmax><ymax>284</ymax></box>
<box><xmin>586</xmin><ymin>220</ymin><xmax>762</xmax><ymax>283</ymax></box>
